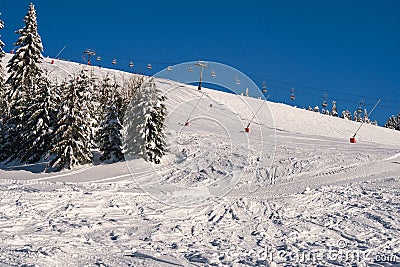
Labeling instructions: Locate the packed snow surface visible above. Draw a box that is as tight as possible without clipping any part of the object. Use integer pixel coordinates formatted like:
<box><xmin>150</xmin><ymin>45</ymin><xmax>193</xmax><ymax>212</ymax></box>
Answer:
<box><xmin>1</xmin><ymin>55</ymin><xmax>400</xmax><ymax>266</ymax></box>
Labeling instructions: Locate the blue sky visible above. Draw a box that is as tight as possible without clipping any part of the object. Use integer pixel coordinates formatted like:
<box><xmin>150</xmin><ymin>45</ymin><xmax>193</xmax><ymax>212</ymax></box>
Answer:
<box><xmin>1</xmin><ymin>0</ymin><xmax>399</xmax><ymax>124</ymax></box>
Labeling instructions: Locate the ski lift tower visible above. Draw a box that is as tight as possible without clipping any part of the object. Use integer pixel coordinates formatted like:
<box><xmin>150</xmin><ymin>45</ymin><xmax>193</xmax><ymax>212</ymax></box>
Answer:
<box><xmin>83</xmin><ymin>49</ymin><xmax>96</xmax><ymax>65</ymax></box>
<box><xmin>194</xmin><ymin>61</ymin><xmax>208</xmax><ymax>91</ymax></box>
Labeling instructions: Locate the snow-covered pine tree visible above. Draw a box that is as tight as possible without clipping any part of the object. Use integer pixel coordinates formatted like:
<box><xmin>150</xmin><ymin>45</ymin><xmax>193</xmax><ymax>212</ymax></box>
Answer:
<box><xmin>331</xmin><ymin>101</ymin><xmax>338</xmax><ymax>117</ymax></box>
<box><xmin>0</xmin><ymin>13</ymin><xmax>5</xmax><ymax>88</ymax></box>
<box><xmin>19</xmin><ymin>74</ymin><xmax>59</xmax><ymax>163</ymax></box>
<box><xmin>363</xmin><ymin>109</ymin><xmax>370</xmax><ymax>124</ymax></box>
<box><xmin>98</xmin><ymin>75</ymin><xmax>113</xmax><ymax>116</ymax></box>
<box><xmin>75</xmin><ymin>69</ymin><xmax>98</xmax><ymax>149</ymax></box>
<box><xmin>98</xmin><ymin>104</ymin><xmax>124</xmax><ymax>162</ymax></box>
<box><xmin>354</xmin><ymin>111</ymin><xmax>358</xmax><ymax>122</ymax></box>
<box><xmin>354</xmin><ymin>109</ymin><xmax>363</xmax><ymax>122</ymax></box>
<box><xmin>341</xmin><ymin>110</ymin><xmax>352</xmax><ymax>120</ymax></box>
<box><xmin>88</xmin><ymin>73</ymin><xmax>101</xmax><ymax>127</ymax></box>
<box><xmin>385</xmin><ymin>114</ymin><xmax>400</xmax><ymax>131</ymax></box>
<box><xmin>6</xmin><ymin>3</ymin><xmax>43</xmax><ymax>97</ymax></box>
<box><xmin>109</xmin><ymin>76</ymin><xmax>131</xmax><ymax>123</ymax></box>
<box><xmin>124</xmin><ymin>78</ymin><xmax>167</xmax><ymax>164</ymax></box>
<box><xmin>0</xmin><ymin>14</ymin><xmax>5</xmax><ymax>147</ymax></box>
<box><xmin>114</xmin><ymin>92</ymin><xmax>127</xmax><ymax>123</ymax></box>
<box><xmin>97</xmin><ymin>74</ymin><xmax>122</xmax><ymax>122</ymax></box>
<box><xmin>152</xmin><ymin>93</ymin><xmax>167</xmax><ymax>162</ymax></box>
<box><xmin>49</xmin><ymin>74</ymin><xmax>93</xmax><ymax>171</ymax></box>
<box><xmin>1</xmin><ymin>3</ymin><xmax>44</xmax><ymax>162</ymax></box>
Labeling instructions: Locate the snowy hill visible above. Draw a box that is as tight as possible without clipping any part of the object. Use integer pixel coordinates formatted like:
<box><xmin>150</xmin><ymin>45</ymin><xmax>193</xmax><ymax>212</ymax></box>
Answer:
<box><xmin>1</xmin><ymin>54</ymin><xmax>400</xmax><ymax>266</ymax></box>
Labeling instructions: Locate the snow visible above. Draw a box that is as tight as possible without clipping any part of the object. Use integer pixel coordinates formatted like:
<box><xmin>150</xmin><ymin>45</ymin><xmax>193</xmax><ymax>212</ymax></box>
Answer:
<box><xmin>0</xmin><ymin>54</ymin><xmax>400</xmax><ymax>266</ymax></box>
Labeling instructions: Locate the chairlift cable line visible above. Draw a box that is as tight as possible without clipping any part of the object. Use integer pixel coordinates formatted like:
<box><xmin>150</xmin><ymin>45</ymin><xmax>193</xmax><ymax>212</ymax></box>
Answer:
<box><xmin>52</xmin><ymin>50</ymin><xmax>400</xmax><ymax>104</ymax></box>
<box><xmin>62</xmin><ymin>52</ymin><xmax>400</xmax><ymax>104</ymax></box>
<box><xmin>249</xmin><ymin>74</ymin><xmax>400</xmax><ymax>103</ymax></box>
<box><xmin>50</xmin><ymin>54</ymin><xmax>399</xmax><ymax>111</ymax></box>
<box><xmin>51</xmin><ymin>50</ymin><xmax>400</xmax><ymax>110</ymax></box>
<box><xmin>265</xmin><ymin>84</ymin><xmax>398</xmax><ymax>110</ymax></box>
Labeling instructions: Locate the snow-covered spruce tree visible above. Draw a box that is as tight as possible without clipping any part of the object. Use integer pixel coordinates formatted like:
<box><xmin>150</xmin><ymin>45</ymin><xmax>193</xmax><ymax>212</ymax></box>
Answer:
<box><xmin>124</xmin><ymin>78</ymin><xmax>167</xmax><ymax>164</ymax></box>
<box><xmin>80</xmin><ymin>69</ymin><xmax>99</xmax><ymax>148</ymax></box>
<box><xmin>353</xmin><ymin>110</ymin><xmax>360</xmax><ymax>122</ymax></box>
<box><xmin>97</xmin><ymin>75</ymin><xmax>122</xmax><ymax>122</ymax></box>
<box><xmin>6</xmin><ymin>3</ymin><xmax>43</xmax><ymax>98</ymax></box>
<box><xmin>98</xmin><ymin>104</ymin><xmax>124</xmax><ymax>162</ymax></box>
<box><xmin>385</xmin><ymin>114</ymin><xmax>400</xmax><ymax>131</ymax></box>
<box><xmin>49</xmin><ymin>74</ymin><xmax>93</xmax><ymax>171</ymax></box>
<box><xmin>117</xmin><ymin>75</ymin><xmax>146</xmax><ymax>123</ymax></box>
<box><xmin>331</xmin><ymin>101</ymin><xmax>338</xmax><ymax>117</ymax></box>
<box><xmin>114</xmin><ymin>92</ymin><xmax>126</xmax><ymax>123</ymax></box>
<box><xmin>363</xmin><ymin>109</ymin><xmax>370</xmax><ymax>124</ymax></box>
<box><xmin>0</xmin><ymin>13</ymin><xmax>5</xmax><ymax>89</ymax></box>
<box><xmin>341</xmin><ymin>110</ymin><xmax>352</xmax><ymax>120</ymax></box>
<box><xmin>1</xmin><ymin>3</ymin><xmax>44</xmax><ymax>162</ymax></box>
<box><xmin>110</xmin><ymin>77</ymin><xmax>131</xmax><ymax>123</ymax></box>
<box><xmin>354</xmin><ymin>109</ymin><xmax>363</xmax><ymax>122</ymax></box>
<box><xmin>19</xmin><ymin>75</ymin><xmax>59</xmax><ymax>163</ymax></box>
<box><xmin>0</xmin><ymin>14</ymin><xmax>5</xmax><ymax>153</ymax></box>
<box><xmin>97</xmin><ymin>75</ymin><xmax>113</xmax><ymax>117</ymax></box>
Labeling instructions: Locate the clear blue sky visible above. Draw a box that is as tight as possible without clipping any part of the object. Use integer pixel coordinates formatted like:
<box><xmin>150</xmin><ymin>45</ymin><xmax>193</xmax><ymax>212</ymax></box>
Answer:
<box><xmin>1</xmin><ymin>0</ymin><xmax>399</xmax><ymax>125</ymax></box>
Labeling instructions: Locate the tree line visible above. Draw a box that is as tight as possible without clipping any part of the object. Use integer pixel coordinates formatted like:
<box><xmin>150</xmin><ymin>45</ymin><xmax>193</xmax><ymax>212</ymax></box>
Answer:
<box><xmin>305</xmin><ymin>100</ymin><xmax>400</xmax><ymax>129</ymax></box>
<box><xmin>0</xmin><ymin>4</ymin><xmax>167</xmax><ymax>171</ymax></box>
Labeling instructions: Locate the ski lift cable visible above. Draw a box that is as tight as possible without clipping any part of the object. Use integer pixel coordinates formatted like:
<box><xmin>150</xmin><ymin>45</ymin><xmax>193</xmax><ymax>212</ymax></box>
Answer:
<box><xmin>247</xmin><ymin>95</ymin><xmax>270</xmax><ymax>128</ymax></box>
<box><xmin>50</xmin><ymin>52</ymin><xmax>400</xmax><ymax>111</ymax></box>
<box><xmin>250</xmin><ymin>75</ymin><xmax>400</xmax><ymax>104</ymax></box>
<box><xmin>90</xmin><ymin>51</ymin><xmax>177</xmax><ymax>66</ymax></box>
<box><xmin>54</xmin><ymin>49</ymin><xmax>400</xmax><ymax>104</ymax></box>
<box><xmin>58</xmin><ymin>52</ymin><xmax>400</xmax><ymax>105</ymax></box>
<box><xmin>266</xmin><ymin>84</ymin><xmax>399</xmax><ymax>110</ymax></box>
<box><xmin>249</xmin><ymin>73</ymin><xmax>400</xmax><ymax>103</ymax></box>
<box><xmin>185</xmin><ymin>91</ymin><xmax>206</xmax><ymax>124</ymax></box>
<box><xmin>53</xmin><ymin>50</ymin><xmax>400</xmax><ymax>108</ymax></box>
<box><xmin>353</xmin><ymin>98</ymin><xmax>381</xmax><ymax>138</ymax></box>
<box><xmin>267</xmin><ymin>82</ymin><xmax>397</xmax><ymax>105</ymax></box>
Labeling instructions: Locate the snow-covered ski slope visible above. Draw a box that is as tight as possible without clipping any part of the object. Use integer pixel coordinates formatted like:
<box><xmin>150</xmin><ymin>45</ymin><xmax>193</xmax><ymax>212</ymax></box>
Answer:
<box><xmin>1</xmin><ymin>54</ymin><xmax>400</xmax><ymax>266</ymax></box>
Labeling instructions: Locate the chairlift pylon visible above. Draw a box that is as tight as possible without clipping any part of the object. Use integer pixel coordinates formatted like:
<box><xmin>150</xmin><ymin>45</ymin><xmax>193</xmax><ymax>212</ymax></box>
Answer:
<box><xmin>83</xmin><ymin>49</ymin><xmax>95</xmax><ymax>65</ymax></box>
<box><xmin>83</xmin><ymin>49</ymin><xmax>95</xmax><ymax>56</ymax></box>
